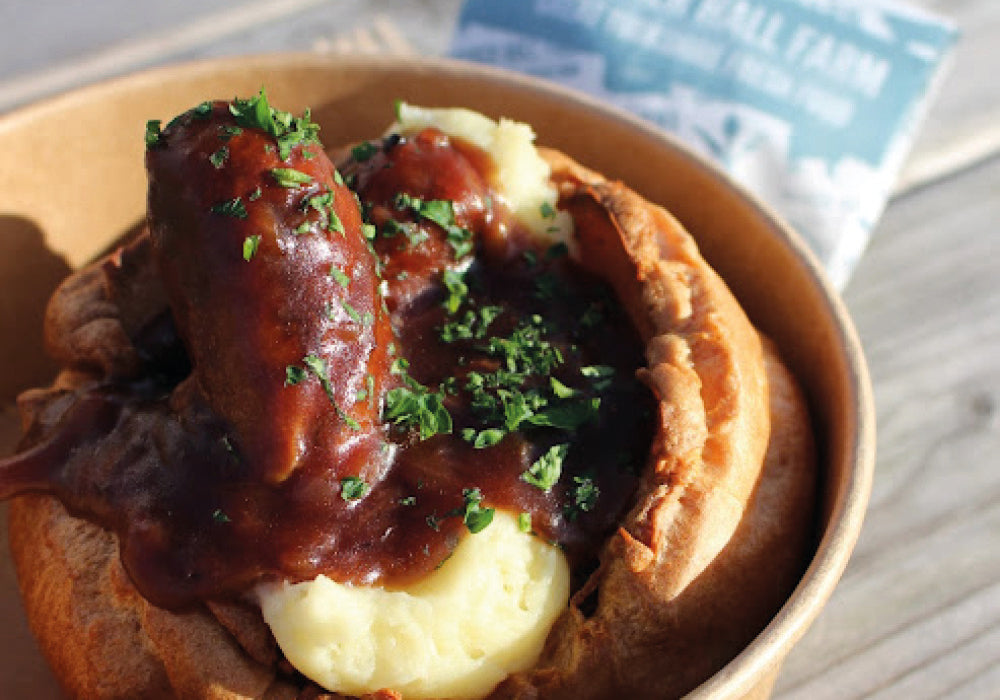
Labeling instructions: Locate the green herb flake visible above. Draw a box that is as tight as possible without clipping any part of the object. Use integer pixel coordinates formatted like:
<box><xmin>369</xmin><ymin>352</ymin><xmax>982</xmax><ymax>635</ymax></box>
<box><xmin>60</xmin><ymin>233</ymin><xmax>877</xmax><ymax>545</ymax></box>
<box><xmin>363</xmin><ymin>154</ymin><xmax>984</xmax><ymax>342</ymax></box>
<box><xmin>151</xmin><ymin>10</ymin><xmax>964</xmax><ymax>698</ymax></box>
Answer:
<box><xmin>527</xmin><ymin>397</ymin><xmax>601</xmax><ymax>431</ymax></box>
<box><xmin>219</xmin><ymin>124</ymin><xmax>243</xmax><ymax>140</ymax></box>
<box><xmin>338</xmin><ymin>406</ymin><xmax>362</xmax><ymax>431</ymax></box>
<box><xmin>351</xmin><ymin>141</ymin><xmax>379</xmax><ymax>162</ymax></box>
<box><xmin>383</xmin><ymin>374</ymin><xmax>452</xmax><ymax>441</ymax></box>
<box><xmin>581</xmin><ymin>365</ymin><xmax>615</xmax><ymax>391</ymax></box>
<box><xmin>462</xmin><ymin>427</ymin><xmax>505</xmax><ymax>449</ymax></box>
<box><xmin>333</xmin><ymin>169</ymin><xmax>345</xmax><ymax>186</ymax></box>
<box><xmin>442</xmin><ymin>268</ymin><xmax>468</xmax><ymax>314</ymax></box>
<box><xmin>393</xmin><ymin>194</ymin><xmax>474</xmax><ymax>258</ymax></box>
<box><xmin>399</xmin><ymin>495</ymin><xmax>417</xmax><ymax>506</ymax></box>
<box><xmin>144</xmin><ymin>119</ymin><xmax>162</xmax><ymax>147</ymax></box>
<box><xmin>271</xmin><ymin>167</ymin><xmax>313</xmax><ymax>188</ymax></box>
<box><xmin>327</xmin><ymin>209</ymin><xmax>345</xmax><ymax>235</ymax></box>
<box><xmin>341</xmin><ymin>300</ymin><xmax>363</xmax><ymax>325</ymax></box>
<box><xmin>362</xmin><ymin>223</ymin><xmax>377</xmax><ymax>242</ymax></box>
<box><xmin>248</xmin><ymin>186</ymin><xmax>262</xmax><ymax>202</ymax></box>
<box><xmin>329</xmin><ymin>266</ymin><xmax>351</xmax><ymax>288</ymax></box>
<box><xmin>545</xmin><ymin>241</ymin><xmax>569</xmax><ymax>260</ymax></box>
<box><xmin>208</xmin><ymin>146</ymin><xmax>229</xmax><ymax>169</ymax></box>
<box><xmin>340</xmin><ymin>476</ymin><xmax>369</xmax><ymax>501</ymax></box>
<box><xmin>242</xmin><ymin>234</ymin><xmax>261</xmax><ymax>260</ymax></box>
<box><xmin>567</xmin><ymin>476</ymin><xmax>600</xmax><ymax>519</ymax></box>
<box><xmin>295</xmin><ymin>222</ymin><xmax>312</xmax><ymax>235</ymax></box>
<box><xmin>540</xmin><ymin>201</ymin><xmax>557</xmax><ymax>219</ymax></box>
<box><xmin>461</xmin><ymin>488</ymin><xmax>495</xmax><ymax>534</ymax></box>
<box><xmin>522</xmin><ymin>443</ymin><xmax>568</xmax><ymax>491</ymax></box>
<box><xmin>229</xmin><ymin>89</ymin><xmax>322</xmax><ymax>161</ymax></box>
<box><xmin>303</xmin><ymin>354</ymin><xmax>333</xmax><ymax>395</ymax></box>
<box><xmin>212</xmin><ymin>508</ymin><xmax>231</xmax><ymax>523</ymax></box>
<box><xmin>214</xmin><ymin>197</ymin><xmax>248</xmax><ymax>220</ymax></box>
<box><xmin>517</xmin><ymin>512</ymin><xmax>532</xmax><ymax>533</ymax></box>
<box><xmin>549</xmin><ymin>377</ymin><xmax>578</xmax><ymax>399</ymax></box>
<box><xmin>285</xmin><ymin>364</ymin><xmax>306</xmax><ymax>386</ymax></box>
<box><xmin>193</xmin><ymin>101</ymin><xmax>213</xmax><ymax>118</ymax></box>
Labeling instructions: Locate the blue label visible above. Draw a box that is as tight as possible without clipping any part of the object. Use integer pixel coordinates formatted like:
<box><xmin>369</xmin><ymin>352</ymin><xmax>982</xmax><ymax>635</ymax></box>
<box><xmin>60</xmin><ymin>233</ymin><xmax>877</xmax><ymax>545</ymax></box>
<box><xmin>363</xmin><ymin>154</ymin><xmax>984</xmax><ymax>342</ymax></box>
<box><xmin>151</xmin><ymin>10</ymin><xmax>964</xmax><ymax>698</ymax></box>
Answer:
<box><xmin>450</xmin><ymin>0</ymin><xmax>958</xmax><ymax>286</ymax></box>
<box><xmin>454</xmin><ymin>0</ymin><xmax>956</xmax><ymax>165</ymax></box>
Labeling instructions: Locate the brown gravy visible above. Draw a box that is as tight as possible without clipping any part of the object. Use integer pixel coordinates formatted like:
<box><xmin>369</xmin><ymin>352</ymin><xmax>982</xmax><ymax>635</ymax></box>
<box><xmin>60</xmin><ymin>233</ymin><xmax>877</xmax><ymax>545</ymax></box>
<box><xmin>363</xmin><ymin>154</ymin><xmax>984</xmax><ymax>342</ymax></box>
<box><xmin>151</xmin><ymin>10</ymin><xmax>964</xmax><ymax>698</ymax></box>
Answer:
<box><xmin>0</xmin><ymin>108</ymin><xmax>654</xmax><ymax>609</ymax></box>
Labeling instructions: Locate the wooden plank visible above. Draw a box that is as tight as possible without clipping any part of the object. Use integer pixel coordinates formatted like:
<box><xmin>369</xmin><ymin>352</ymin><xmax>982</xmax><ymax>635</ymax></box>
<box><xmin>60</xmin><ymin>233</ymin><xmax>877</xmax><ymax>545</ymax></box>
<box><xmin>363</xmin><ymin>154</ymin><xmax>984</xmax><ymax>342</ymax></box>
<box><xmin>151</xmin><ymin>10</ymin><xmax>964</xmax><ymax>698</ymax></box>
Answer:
<box><xmin>897</xmin><ymin>0</ymin><xmax>1000</xmax><ymax>189</ymax></box>
<box><xmin>774</xmin><ymin>153</ymin><xmax>1000</xmax><ymax>698</ymax></box>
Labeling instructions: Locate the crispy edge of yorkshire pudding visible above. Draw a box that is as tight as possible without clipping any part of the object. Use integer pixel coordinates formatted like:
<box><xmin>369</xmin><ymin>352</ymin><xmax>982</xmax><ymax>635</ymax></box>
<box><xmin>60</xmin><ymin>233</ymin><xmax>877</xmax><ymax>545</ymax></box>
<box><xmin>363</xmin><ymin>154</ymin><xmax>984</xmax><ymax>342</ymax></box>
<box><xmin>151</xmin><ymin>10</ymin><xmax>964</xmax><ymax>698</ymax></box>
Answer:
<box><xmin>6</xmin><ymin>148</ymin><xmax>815</xmax><ymax>700</ymax></box>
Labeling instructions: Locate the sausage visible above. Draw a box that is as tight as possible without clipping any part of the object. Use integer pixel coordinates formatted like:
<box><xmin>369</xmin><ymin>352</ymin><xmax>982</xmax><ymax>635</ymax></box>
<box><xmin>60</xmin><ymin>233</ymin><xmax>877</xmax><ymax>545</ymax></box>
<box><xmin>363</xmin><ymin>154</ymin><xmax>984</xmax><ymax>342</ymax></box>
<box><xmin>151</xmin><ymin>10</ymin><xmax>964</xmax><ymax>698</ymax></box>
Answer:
<box><xmin>146</xmin><ymin>99</ymin><xmax>395</xmax><ymax>484</ymax></box>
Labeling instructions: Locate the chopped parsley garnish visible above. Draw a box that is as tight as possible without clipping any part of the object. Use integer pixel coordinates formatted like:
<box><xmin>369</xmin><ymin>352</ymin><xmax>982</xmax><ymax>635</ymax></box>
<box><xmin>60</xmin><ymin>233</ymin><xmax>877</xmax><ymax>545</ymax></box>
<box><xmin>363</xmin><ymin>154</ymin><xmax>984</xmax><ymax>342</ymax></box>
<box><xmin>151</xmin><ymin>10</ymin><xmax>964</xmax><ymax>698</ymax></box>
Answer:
<box><xmin>285</xmin><ymin>364</ymin><xmax>306</xmax><ymax>386</ymax></box>
<box><xmin>340</xmin><ymin>476</ymin><xmax>369</xmax><ymax>501</ymax></box>
<box><xmin>228</xmin><ymin>89</ymin><xmax>321</xmax><ymax>160</ymax></box>
<box><xmin>212</xmin><ymin>508</ymin><xmax>231</xmax><ymax>523</ymax></box>
<box><xmin>209</xmin><ymin>146</ymin><xmax>229</xmax><ymax>169</ymax></box>
<box><xmin>581</xmin><ymin>365</ymin><xmax>615</xmax><ymax>391</ymax></box>
<box><xmin>461</xmin><ymin>427</ymin><xmax>505</xmax><ymax>449</ymax></box>
<box><xmin>213</xmin><ymin>197</ymin><xmax>248</xmax><ymax>220</ymax></box>
<box><xmin>328</xmin><ymin>209</ymin><xmax>345</xmax><ymax>235</ymax></box>
<box><xmin>248</xmin><ymin>186</ymin><xmax>262</xmax><ymax>201</ymax></box>
<box><xmin>545</xmin><ymin>241</ymin><xmax>569</xmax><ymax>260</ymax></box>
<box><xmin>393</xmin><ymin>193</ymin><xmax>474</xmax><ymax>258</ymax></box>
<box><xmin>270</xmin><ymin>167</ymin><xmax>313</xmax><ymax>187</ymax></box>
<box><xmin>521</xmin><ymin>443</ymin><xmax>568</xmax><ymax>491</ymax></box>
<box><xmin>341</xmin><ymin>300</ymin><xmax>363</xmax><ymax>325</ymax></box>
<box><xmin>329</xmin><ymin>266</ymin><xmax>351</xmax><ymax>288</ymax></box>
<box><xmin>518</xmin><ymin>512</ymin><xmax>532</xmax><ymax>533</ymax></box>
<box><xmin>442</xmin><ymin>268</ymin><xmax>468</xmax><ymax>314</ymax></box>
<box><xmin>303</xmin><ymin>191</ymin><xmax>344</xmax><ymax>235</ymax></box>
<box><xmin>242</xmin><ymin>234</ymin><xmax>261</xmax><ymax>260</ymax></box>
<box><xmin>567</xmin><ymin>475</ymin><xmax>600</xmax><ymax>519</ymax></box>
<box><xmin>144</xmin><ymin>120</ymin><xmax>162</xmax><ymax>147</ymax></box>
<box><xmin>460</xmin><ymin>488</ymin><xmax>495</xmax><ymax>534</ymax></box>
<box><xmin>383</xmin><ymin>364</ymin><xmax>452</xmax><ymax>441</ymax></box>
<box><xmin>399</xmin><ymin>495</ymin><xmax>417</xmax><ymax>506</ymax></box>
<box><xmin>351</xmin><ymin>141</ymin><xmax>379</xmax><ymax>162</ymax></box>
<box><xmin>440</xmin><ymin>306</ymin><xmax>501</xmax><ymax>343</ymax></box>
<box><xmin>533</xmin><ymin>272</ymin><xmax>561</xmax><ymax>301</ymax></box>
<box><xmin>219</xmin><ymin>124</ymin><xmax>242</xmax><ymax>140</ymax></box>
<box><xmin>540</xmin><ymin>201</ymin><xmax>557</xmax><ymax>219</ymax></box>
<box><xmin>193</xmin><ymin>101</ymin><xmax>213</xmax><ymax>118</ymax></box>
<box><xmin>303</xmin><ymin>355</ymin><xmax>334</xmax><ymax>397</ymax></box>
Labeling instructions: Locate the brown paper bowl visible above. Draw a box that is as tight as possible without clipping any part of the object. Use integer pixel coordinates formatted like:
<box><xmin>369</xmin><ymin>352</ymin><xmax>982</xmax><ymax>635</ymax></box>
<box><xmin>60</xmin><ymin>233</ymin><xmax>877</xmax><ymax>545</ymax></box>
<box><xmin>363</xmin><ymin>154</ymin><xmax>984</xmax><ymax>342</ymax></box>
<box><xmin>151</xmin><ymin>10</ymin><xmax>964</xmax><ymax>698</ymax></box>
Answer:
<box><xmin>0</xmin><ymin>55</ymin><xmax>874</xmax><ymax>699</ymax></box>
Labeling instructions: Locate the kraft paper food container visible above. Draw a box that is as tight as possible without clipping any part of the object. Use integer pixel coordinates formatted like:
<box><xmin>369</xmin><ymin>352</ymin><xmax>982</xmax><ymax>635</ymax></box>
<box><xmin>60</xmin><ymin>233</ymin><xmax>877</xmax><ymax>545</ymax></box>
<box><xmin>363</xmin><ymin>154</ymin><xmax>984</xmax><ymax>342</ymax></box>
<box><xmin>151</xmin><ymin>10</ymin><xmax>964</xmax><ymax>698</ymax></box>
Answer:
<box><xmin>0</xmin><ymin>55</ymin><xmax>875</xmax><ymax>699</ymax></box>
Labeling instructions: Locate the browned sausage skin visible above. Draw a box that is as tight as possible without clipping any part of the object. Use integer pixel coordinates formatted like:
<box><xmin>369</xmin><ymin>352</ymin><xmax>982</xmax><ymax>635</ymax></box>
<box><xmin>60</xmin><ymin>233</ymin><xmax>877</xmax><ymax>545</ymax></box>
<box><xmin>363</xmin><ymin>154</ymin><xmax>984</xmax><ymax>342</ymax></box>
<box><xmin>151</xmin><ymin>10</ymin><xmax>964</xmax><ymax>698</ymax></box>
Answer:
<box><xmin>147</xmin><ymin>98</ymin><xmax>394</xmax><ymax>486</ymax></box>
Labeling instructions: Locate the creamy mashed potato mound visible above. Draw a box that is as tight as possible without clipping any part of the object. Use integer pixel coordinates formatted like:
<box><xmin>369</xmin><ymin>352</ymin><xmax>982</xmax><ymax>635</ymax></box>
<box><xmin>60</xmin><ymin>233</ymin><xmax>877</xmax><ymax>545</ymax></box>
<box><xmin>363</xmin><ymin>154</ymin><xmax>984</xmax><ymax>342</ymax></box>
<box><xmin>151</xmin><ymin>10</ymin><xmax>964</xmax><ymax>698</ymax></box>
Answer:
<box><xmin>393</xmin><ymin>102</ymin><xmax>575</xmax><ymax>251</ymax></box>
<box><xmin>258</xmin><ymin>512</ymin><xmax>570</xmax><ymax>699</ymax></box>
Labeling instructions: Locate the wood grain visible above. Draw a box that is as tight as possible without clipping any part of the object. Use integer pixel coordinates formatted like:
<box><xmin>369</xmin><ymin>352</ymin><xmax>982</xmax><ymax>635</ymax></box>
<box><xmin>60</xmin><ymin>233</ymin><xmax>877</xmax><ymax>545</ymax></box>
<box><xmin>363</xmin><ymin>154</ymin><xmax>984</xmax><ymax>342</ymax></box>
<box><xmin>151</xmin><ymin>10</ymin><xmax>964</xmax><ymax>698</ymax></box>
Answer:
<box><xmin>774</xmin><ymin>153</ymin><xmax>1000</xmax><ymax>699</ymax></box>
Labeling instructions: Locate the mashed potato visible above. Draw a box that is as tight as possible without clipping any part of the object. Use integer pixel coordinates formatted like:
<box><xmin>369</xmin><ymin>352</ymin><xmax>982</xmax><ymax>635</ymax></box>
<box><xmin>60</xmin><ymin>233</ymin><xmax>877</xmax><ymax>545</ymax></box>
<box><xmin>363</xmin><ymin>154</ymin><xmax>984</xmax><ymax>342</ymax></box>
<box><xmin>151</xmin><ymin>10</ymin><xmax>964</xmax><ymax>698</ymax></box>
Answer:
<box><xmin>258</xmin><ymin>512</ymin><xmax>569</xmax><ymax>699</ymax></box>
<box><xmin>393</xmin><ymin>102</ymin><xmax>575</xmax><ymax>251</ymax></box>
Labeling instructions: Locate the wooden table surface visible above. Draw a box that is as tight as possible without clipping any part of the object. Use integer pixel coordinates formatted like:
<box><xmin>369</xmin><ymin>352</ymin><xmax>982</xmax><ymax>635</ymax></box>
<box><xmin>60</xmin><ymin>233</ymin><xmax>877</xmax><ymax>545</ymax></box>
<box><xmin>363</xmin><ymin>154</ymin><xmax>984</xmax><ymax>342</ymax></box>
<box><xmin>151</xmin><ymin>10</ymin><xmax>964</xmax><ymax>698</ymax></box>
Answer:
<box><xmin>1</xmin><ymin>1</ymin><xmax>997</xmax><ymax>698</ymax></box>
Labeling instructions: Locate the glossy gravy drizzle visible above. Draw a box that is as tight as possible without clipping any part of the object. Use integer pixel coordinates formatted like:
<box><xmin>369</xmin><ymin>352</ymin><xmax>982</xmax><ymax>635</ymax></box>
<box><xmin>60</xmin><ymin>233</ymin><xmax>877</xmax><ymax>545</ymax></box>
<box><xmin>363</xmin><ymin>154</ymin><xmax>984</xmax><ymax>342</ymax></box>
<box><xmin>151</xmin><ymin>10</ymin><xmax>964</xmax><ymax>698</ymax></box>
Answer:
<box><xmin>0</xmin><ymin>100</ymin><xmax>654</xmax><ymax>609</ymax></box>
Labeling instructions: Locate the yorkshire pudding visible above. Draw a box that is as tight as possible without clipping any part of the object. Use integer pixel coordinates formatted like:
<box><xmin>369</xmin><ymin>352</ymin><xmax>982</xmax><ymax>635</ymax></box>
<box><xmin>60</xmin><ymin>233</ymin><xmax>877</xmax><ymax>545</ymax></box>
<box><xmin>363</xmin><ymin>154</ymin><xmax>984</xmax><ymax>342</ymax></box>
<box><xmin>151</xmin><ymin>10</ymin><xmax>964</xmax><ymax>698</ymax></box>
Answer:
<box><xmin>1</xmin><ymin>97</ymin><xmax>815</xmax><ymax>700</ymax></box>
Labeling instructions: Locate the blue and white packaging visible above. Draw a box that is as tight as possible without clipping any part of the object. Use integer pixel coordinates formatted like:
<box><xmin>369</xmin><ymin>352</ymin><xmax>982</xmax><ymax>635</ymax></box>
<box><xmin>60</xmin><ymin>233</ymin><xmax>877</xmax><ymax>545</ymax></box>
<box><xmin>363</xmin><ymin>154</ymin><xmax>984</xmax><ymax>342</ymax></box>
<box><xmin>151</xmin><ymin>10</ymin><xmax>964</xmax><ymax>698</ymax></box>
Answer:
<box><xmin>451</xmin><ymin>0</ymin><xmax>958</xmax><ymax>287</ymax></box>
